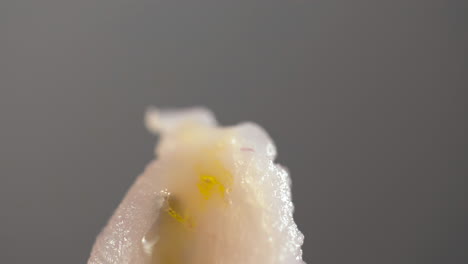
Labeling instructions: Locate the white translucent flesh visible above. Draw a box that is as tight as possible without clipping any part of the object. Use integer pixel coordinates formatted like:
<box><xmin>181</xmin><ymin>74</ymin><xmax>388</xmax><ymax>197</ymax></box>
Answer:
<box><xmin>88</xmin><ymin>107</ymin><xmax>305</xmax><ymax>264</ymax></box>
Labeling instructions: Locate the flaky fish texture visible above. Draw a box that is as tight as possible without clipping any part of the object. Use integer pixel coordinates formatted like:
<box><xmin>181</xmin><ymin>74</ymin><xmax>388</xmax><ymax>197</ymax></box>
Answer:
<box><xmin>88</xmin><ymin>107</ymin><xmax>305</xmax><ymax>264</ymax></box>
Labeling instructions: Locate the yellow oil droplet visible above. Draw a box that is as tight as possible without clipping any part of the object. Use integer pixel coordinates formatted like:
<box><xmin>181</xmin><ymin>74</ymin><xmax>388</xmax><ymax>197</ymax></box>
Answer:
<box><xmin>165</xmin><ymin>196</ymin><xmax>194</xmax><ymax>229</ymax></box>
<box><xmin>195</xmin><ymin>144</ymin><xmax>233</xmax><ymax>202</ymax></box>
<box><xmin>167</xmin><ymin>208</ymin><xmax>185</xmax><ymax>223</ymax></box>
<box><xmin>198</xmin><ymin>175</ymin><xmax>227</xmax><ymax>200</ymax></box>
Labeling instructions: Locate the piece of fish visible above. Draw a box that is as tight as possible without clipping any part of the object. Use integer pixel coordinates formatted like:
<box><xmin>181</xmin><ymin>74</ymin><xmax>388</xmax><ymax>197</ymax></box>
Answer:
<box><xmin>88</xmin><ymin>107</ymin><xmax>305</xmax><ymax>264</ymax></box>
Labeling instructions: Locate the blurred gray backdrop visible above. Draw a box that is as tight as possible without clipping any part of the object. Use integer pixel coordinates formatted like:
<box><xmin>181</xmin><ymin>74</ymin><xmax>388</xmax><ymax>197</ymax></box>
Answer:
<box><xmin>1</xmin><ymin>0</ymin><xmax>467</xmax><ymax>263</ymax></box>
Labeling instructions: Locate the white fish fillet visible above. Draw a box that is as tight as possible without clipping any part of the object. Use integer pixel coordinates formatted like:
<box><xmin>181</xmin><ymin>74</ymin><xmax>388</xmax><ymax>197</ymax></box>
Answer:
<box><xmin>88</xmin><ymin>107</ymin><xmax>305</xmax><ymax>264</ymax></box>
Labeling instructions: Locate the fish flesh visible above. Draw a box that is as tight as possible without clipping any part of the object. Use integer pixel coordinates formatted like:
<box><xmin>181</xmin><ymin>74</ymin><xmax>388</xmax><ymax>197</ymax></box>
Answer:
<box><xmin>88</xmin><ymin>107</ymin><xmax>305</xmax><ymax>264</ymax></box>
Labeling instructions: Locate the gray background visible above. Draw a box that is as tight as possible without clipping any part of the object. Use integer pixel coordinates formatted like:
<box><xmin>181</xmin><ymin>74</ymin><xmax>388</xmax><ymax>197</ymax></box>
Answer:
<box><xmin>1</xmin><ymin>0</ymin><xmax>467</xmax><ymax>263</ymax></box>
